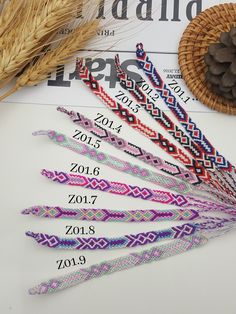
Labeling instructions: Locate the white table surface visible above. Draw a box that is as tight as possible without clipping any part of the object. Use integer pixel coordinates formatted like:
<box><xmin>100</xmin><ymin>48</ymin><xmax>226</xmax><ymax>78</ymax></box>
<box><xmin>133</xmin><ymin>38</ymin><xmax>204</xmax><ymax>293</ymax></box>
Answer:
<box><xmin>1</xmin><ymin>1</ymin><xmax>236</xmax><ymax>313</ymax></box>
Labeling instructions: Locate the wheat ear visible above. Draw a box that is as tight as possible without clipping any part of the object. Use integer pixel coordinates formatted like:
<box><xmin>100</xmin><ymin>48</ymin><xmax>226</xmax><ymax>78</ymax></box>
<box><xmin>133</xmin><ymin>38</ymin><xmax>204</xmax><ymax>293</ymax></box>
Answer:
<box><xmin>0</xmin><ymin>0</ymin><xmax>25</xmax><ymax>37</ymax></box>
<box><xmin>0</xmin><ymin>0</ymin><xmax>85</xmax><ymax>84</ymax></box>
<box><xmin>0</xmin><ymin>0</ymin><xmax>7</xmax><ymax>10</ymax></box>
<box><xmin>0</xmin><ymin>20</ymin><xmax>100</xmax><ymax>101</ymax></box>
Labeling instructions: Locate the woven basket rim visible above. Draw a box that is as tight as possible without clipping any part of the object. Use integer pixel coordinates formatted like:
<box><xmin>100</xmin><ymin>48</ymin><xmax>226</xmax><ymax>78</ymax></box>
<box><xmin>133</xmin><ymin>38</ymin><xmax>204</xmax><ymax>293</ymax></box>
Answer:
<box><xmin>178</xmin><ymin>2</ymin><xmax>236</xmax><ymax>115</ymax></box>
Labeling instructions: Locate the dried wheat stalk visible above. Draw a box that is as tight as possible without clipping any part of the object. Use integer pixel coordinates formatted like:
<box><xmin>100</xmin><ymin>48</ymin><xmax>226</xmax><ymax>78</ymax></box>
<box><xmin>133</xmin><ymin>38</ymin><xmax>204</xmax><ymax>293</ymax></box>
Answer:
<box><xmin>0</xmin><ymin>0</ymin><xmax>85</xmax><ymax>84</ymax></box>
<box><xmin>0</xmin><ymin>0</ymin><xmax>106</xmax><ymax>102</ymax></box>
<box><xmin>0</xmin><ymin>1</ymin><xmax>37</xmax><ymax>87</ymax></box>
<box><xmin>0</xmin><ymin>20</ymin><xmax>100</xmax><ymax>100</ymax></box>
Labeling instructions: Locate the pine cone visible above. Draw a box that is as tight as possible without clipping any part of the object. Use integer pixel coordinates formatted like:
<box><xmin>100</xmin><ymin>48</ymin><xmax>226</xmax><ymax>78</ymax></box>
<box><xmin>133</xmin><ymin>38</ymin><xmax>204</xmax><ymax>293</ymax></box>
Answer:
<box><xmin>204</xmin><ymin>27</ymin><xmax>236</xmax><ymax>105</ymax></box>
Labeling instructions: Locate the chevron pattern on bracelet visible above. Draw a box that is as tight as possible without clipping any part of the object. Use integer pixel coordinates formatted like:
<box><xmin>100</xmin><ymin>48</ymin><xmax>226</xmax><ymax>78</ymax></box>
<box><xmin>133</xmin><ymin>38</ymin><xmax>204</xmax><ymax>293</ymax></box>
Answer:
<box><xmin>77</xmin><ymin>61</ymin><xmax>211</xmax><ymax>182</ymax></box>
<box><xmin>135</xmin><ymin>43</ymin><xmax>232</xmax><ymax>172</ymax></box>
<box><xmin>41</xmin><ymin>169</ymin><xmax>232</xmax><ymax>211</ymax></box>
<box><xmin>26</xmin><ymin>223</ymin><xmax>197</xmax><ymax>250</ymax></box>
<box><xmin>23</xmin><ymin>206</ymin><xmax>200</xmax><ymax>222</ymax></box>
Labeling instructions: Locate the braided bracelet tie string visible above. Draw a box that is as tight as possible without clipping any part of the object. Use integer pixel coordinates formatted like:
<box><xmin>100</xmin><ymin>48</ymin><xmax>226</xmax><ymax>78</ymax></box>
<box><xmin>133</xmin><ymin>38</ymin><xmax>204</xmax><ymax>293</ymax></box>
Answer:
<box><xmin>135</xmin><ymin>43</ymin><xmax>234</xmax><ymax>174</ymax></box>
<box><xmin>57</xmin><ymin>107</ymin><xmax>235</xmax><ymax>205</ymax></box>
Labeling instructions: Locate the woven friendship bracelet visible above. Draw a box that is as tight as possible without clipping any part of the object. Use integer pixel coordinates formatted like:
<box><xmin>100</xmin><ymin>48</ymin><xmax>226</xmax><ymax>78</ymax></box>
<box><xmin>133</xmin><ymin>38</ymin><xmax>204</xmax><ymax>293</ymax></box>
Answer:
<box><xmin>26</xmin><ymin>218</ymin><xmax>235</xmax><ymax>250</ymax></box>
<box><xmin>57</xmin><ymin>107</ymin><xmax>235</xmax><ymax>205</ymax></box>
<box><xmin>135</xmin><ymin>43</ymin><xmax>234</xmax><ymax>174</ymax></box>
<box><xmin>115</xmin><ymin>55</ymin><xmax>236</xmax><ymax>198</ymax></box>
<box><xmin>76</xmin><ymin>61</ymin><xmax>213</xmax><ymax>184</ymax></box>
<box><xmin>33</xmin><ymin>130</ymin><xmax>194</xmax><ymax>195</ymax></box>
<box><xmin>26</xmin><ymin>223</ymin><xmax>199</xmax><ymax>250</ymax></box>
<box><xmin>29</xmin><ymin>235</ymin><xmax>207</xmax><ymax>295</ymax></box>
<box><xmin>23</xmin><ymin>206</ymin><xmax>236</xmax><ymax>222</ymax></box>
<box><xmin>41</xmin><ymin>169</ymin><xmax>234</xmax><ymax>212</ymax></box>
<box><xmin>22</xmin><ymin>206</ymin><xmax>200</xmax><ymax>222</ymax></box>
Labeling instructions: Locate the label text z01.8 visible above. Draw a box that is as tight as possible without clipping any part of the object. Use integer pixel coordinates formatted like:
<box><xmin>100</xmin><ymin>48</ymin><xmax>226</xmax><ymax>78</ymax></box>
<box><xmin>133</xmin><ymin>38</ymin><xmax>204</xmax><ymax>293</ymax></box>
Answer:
<box><xmin>66</xmin><ymin>225</ymin><xmax>96</xmax><ymax>236</ymax></box>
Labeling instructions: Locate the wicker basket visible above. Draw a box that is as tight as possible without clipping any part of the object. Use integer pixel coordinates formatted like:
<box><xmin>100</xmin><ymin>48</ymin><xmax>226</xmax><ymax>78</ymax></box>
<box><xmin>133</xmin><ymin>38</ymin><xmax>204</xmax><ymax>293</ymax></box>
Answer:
<box><xmin>179</xmin><ymin>3</ymin><xmax>236</xmax><ymax>115</ymax></box>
